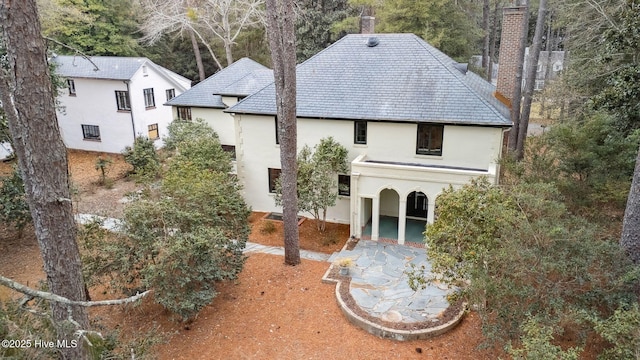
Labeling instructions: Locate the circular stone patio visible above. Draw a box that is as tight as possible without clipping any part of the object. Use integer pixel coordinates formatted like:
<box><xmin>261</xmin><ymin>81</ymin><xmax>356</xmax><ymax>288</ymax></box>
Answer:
<box><xmin>323</xmin><ymin>239</ymin><xmax>464</xmax><ymax>340</ymax></box>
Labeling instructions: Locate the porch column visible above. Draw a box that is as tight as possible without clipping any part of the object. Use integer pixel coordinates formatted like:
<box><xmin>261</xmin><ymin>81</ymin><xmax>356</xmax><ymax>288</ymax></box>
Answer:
<box><xmin>351</xmin><ymin>173</ymin><xmax>360</xmax><ymax>238</ymax></box>
<box><xmin>398</xmin><ymin>198</ymin><xmax>407</xmax><ymax>245</ymax></box>
<box><xmin>427</xmin><ymin>197</ymin><xmax>436</xmax><ymax>224</ymax></box>
<box><xmin>371</xmin><ymin>195</ymin><xmax>380</xmax><ymax>241</ymax></box>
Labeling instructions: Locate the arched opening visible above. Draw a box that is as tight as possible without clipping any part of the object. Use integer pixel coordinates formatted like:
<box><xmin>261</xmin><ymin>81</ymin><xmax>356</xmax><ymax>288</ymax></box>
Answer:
<box><xmin>406</xmin><ymin>191</ymin><xmax>428</xmax><ymax>219</ymax></box>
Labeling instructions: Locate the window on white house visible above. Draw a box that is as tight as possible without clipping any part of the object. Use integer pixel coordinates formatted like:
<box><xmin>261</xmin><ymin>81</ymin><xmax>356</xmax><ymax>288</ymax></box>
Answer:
<box><xmin>221</xmin><ymin>145</ymin><xmax>236</xmax><ymax>160</ymax></box>
<box><xmin>416</xmin><ymin>124</ymin><xmax>443</xmax><ymax>156</ymax></box>
<box><xmin>81</xmin><ymin>124</ymin><xmax>100</xmax><ymax>141</ymax></box>
<box><xmin>274</xmin><ymin>117</ymin><xmax>279</xmax><ymax>145</ymax></box>
<box><xmin>338</xmin><ymin>175</ymin><xmax>350</xmax><ymax>196</ymax></box>
<box><xmin>354</xmin><ymin>121</ymin><xmax>367</xmax><ymax>144</ymax></box>
<box><xmin>166</xmin><ymin>88</ymin><xmax>176</xmax><ymax>101</ymax></box>
<box><xmin>115</xmin><ymin>90</ymin><xmax>130</xmax><ymax>111</ymax></box>
<box><xmin>148</xmin><ymin>123</ymin><xmax>159</xmax><ymax>140</ymax></box>
<box><xmin>176</xmin><ymin>106</ymin><xmax>192</xmax><ymax>120</ymax></box>
<box><xmin>268</xmin><ymin>168</ymin><xmax>281</xmax><ymax>193</ymax></box>
<box><xmin>143</xmin><ymin>88</ymin><xmax>155</xmax><ymax>108</ymax></box>
<box><xmin>67</xmin><ymin>79</ymin><xmax>76</xmax><ymax>96</ymax></box>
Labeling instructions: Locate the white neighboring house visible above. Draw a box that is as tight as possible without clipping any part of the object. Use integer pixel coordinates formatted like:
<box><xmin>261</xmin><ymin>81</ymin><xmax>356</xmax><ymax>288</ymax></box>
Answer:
<box><xmin>53</xmin><ymin>55</ymin><xmax>191</xmax><ymax>153</ymax></box>
<box><xmin>0</xmin><ymin>142</ymin><xmax>12</xmax><ymax>161</ymax></box>
<box><xmin>165</xmin><ymin>57</ymin><xmax>272</xmax><ymax>163</ymax></box>
<box><xmin>170</xmin><ymin>34</ymin><xmax>512</xmax><ymax>245</ymax></box>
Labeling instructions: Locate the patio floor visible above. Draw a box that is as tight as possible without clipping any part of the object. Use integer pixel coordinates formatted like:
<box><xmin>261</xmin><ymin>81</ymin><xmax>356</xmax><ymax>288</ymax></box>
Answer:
<box><xmin>361</xmin><ymin>216</ymin><xmax>426</xmax><ymax>244</ymax></box>
<box><xmin>326</xmin><ymin>240</ymin><xmax>456</xmax><ymax>333</ymax></box>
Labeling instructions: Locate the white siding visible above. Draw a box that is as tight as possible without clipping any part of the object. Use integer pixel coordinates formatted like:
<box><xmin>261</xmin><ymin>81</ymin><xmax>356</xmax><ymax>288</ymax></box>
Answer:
<box><xmin>56</xmin><ymin>78</ymin><xmax>134</xmax><ymax>153</ymax></box>
<box><xmin>56</xmin><ymin>64</ymin><xmax>188</xmax><ymax>153</ymax></box>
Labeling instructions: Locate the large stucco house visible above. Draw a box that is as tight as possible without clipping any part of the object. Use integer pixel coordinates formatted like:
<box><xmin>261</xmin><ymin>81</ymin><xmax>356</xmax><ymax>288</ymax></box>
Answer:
<box><xmin>168</xmin><ymin>33</ymin><xmax>512</xmax><ymax>245</ymax></box>
<box><xmin>53</xmin><ymin>55</ymin><xmax>191</xmax><ymax>153</ymax></box>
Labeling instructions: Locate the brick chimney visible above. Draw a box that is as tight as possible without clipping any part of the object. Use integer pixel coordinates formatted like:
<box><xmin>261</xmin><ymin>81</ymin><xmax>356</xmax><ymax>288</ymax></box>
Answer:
<box><xmin>360</xmin><ymin>16</ymin><xmax>375</xmax><ymax>34</ymax></box>
<box><xmin>495</xmin><ymin>6</ymin><xmax>527</xmax><ymax>107</ymax></box>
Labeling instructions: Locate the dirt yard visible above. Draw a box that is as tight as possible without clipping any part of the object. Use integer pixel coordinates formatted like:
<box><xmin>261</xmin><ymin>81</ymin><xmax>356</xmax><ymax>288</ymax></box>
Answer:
<box><xmin>0</xmin><ymin>150</ymin><xmax>598</xmax><ymax>359</ymax></box>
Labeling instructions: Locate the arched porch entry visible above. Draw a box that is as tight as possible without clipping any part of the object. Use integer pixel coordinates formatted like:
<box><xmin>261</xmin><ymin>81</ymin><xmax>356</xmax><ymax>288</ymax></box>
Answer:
<box><xmin>406</xmin><ymin>191</ymin><xmax>428</xmax><ymax>219</ymax></box>
<box><xmin>360</xmin><ymin>188</ymin><xmax>431</xmax><ymax>245</ymax></box>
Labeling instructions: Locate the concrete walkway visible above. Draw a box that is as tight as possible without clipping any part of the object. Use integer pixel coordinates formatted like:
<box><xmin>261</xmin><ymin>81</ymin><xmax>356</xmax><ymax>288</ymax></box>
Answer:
<box><xmin>75</xmin><ymin>213</ymin><xmax>330</xmax><ymax>261</ymax></box>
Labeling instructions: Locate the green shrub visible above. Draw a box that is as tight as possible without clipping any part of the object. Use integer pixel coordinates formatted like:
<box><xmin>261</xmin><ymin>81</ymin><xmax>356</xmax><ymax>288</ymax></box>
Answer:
<box><xmin>422</xmin><ymin>179</ymin><xmax>637</xmax><ymax>349</ymax></box>
<box><xmin>83</xmin><ymin>133</ymin><xmax>250</xmax><ymax>321</ymax></box>
<box><xmin>260</xmin><ymin>220</ymin><xmax>276</xmax><ymax>234</ymax></box>
<box><xmin>592</xmin><ymin>304</ymin><xmax>640</xmax><ymax>360</ymax></box>
<box><xmin>506</xmin><ymin>317</ymin><xmax>582</xmax><ymax>360</ymax></box>
<box><xmin>163</xmin><ymin>118</ymin><xmax>218</xmax><ymax>152</ymax></box>
<box><xmin>94</xmin><ymin>156</ymin><xmax>113</xmax><ymax>186</ymax></box>
<box><xmin>122</xmin><ymin>136</ymin><xmax>160</xmax><ymax>182</ymax></box>
<box><xmin>0</xmin><ymin>166</ymin><xmax>31</xmax><ymax>231</ymax></box>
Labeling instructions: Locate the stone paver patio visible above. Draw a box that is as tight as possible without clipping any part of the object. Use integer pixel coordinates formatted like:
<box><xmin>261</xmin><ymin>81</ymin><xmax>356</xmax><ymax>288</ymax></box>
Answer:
<box><xmin>328</xmin><ymin>239</ymin><xmax>454</xmax><ymax>324</ymax></box>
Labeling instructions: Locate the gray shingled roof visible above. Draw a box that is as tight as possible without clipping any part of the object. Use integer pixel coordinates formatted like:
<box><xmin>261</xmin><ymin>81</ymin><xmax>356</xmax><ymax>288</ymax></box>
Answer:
<box><xmin>52</xmin><ymin>55</ymin><xmax>190</xmax><ymax>90</ymax></box>
<box><xmin>53</xmin><ymin>55</ymin><xmax>144</xmax><ymax>80</ymax></box>
<box><xmin>228</xmin><ymin>34</ymin><xmax>511</xmax><ymax>126</ymax></box>
<box><xmin>165</xmin><ymin>58</ymin><xmax>271</xmax><ymax>108</ymax></box>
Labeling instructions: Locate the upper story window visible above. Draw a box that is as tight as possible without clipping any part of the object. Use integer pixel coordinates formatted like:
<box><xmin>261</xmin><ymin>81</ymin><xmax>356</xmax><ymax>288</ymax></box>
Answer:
<box><xmin>81</xmin><ymin>124</ymin><xmax>100</xmax><ymax>141</ymax></box>
<box><xmin>115</xmin><ymin>90</ymin><xmax>130</xmax><ymax>111</ymax></box>
<box><xmin>67</xmin><ymin>79</ymin><xmax>76</xmax><ymax>96</ymax></box>
<box><xmin>354</xmin><ymin>121</ymin><xmax>367</xmax><ymax>144</ymax></box>
<box><xmin>176</xmin><ymin>106</ymin><xmax>192</xmax><ymax>121</ymax></box>
<box><xmin>143</xmin><ymin>88</ymin><xmax>155</xmax><ymax>109</ymax></box>
<box><xmin>166</xmin><ymin>88</ymin><xmax>176</xmax><ymax>101</ymax></box>
<box><xmin>274</xmin><ymin>117</ymin><xmax>279</xmax><ymax>145</ymax></box>
<box><xmin>416</xmin><ymin>124</ymin><xmax>443</xmax><ymax>156</ymax></box>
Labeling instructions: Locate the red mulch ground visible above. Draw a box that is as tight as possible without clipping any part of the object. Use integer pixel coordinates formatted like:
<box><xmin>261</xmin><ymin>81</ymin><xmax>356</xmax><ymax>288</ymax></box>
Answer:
<box><xmin>0</xmin><ymin>150</ymin><xmax>605</xmax><ymax>359</ymax></box>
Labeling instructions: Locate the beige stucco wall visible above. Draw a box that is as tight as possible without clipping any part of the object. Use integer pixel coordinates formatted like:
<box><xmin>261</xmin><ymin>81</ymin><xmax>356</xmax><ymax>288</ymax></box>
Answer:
<box><xmin>234</xmin><ymin>114</ymin><xmax>506</xmax><ymax>229</ymax></box>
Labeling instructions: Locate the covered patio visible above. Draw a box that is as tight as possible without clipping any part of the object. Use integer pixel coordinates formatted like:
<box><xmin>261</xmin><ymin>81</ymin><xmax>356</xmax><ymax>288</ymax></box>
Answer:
<box><xmin>350</xmin><ymin>154</ymin><xmax>497</xmax><ymax>245</ymax></box>
<box><xmin>361</xmin><ymin>216</ymin><xmax>427</xmax><ymax>245</ymax></box>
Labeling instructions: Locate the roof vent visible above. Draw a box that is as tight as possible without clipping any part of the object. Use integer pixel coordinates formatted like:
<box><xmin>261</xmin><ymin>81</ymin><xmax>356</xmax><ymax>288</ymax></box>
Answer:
<box><xmin>453</xmin><ymin>62</ymin><xmax>468</xmax><ymax>75</ymax></box>
<box><xmin>366</xmin><ymin>37</ymin><xmax>379</xmax><ymax>47</ymax></box>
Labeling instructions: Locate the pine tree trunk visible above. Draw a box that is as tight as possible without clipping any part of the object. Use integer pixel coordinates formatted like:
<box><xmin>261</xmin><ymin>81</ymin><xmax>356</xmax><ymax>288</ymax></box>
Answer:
<box><xmin>507</xmin><ymin>0</ymin><xmax>530</xmax><ymax>153</ymax></box>
<box><xmin>539</xmin><ymin>15</ymin><xmax>552</xmax><ymax>116</ymax></box>
<box><xmin>621</xmin><ymin>144</ymin><xmax>640</xmax><ymax>265</ymax></box>
<box><xmin>265</xmin><ymin>0</ymin><xmax>300</xmax><ymax>265</ymax></box>
<box><xmin>189</xmin><ymin>29</ymin><xmax>206</xmax><ymax>82</ymax></box>
<box><xmin>0</xmin><ymin>1</ymin><xmax>89</xmax><ymax>359</ymax></box>
<box><xmin>516</xmin><ymin>0</ymin><xmax>546</xmax><ymax>160</ymax></box>
<box><xmin>487</xmin><ymin>0</ymin><xmax>501</xmax><ymax>83</ymax></box>
<box><xmin>482</xmin><ymin>0</ymin><xmax>490</xmax><ymax>72</ymax></box>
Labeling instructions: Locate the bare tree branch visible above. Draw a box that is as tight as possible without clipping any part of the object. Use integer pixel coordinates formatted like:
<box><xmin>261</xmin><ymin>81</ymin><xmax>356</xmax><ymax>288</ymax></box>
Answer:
<box><xmin>0</xmin><ymin>275</ymin><xmax>151</xmax><ymax>307</ymax></box>
<box><xmin>43</xmin><ymin>36</ymin><xmax>100</xmax><ymax>71</ymax></box>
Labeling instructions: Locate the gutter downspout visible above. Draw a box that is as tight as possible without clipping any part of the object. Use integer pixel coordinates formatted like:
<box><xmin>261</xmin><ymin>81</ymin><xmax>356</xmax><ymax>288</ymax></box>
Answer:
<box><xmin>125</xmin><ymin>80</ymin><xmax>136</xmax><ymax>142</ymax></box>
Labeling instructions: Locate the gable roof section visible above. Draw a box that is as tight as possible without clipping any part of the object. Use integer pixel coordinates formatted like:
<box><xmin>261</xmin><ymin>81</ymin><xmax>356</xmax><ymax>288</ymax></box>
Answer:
<box><xmin>165</xmin><ymin>58</ymin><xmax>271</xmax><ymax>108</ymax></box>
<box><xmin>228</xmin><ymin>34</ymin><xmax>511</xmax><ymax>126</ymax></box>
<box><xmin>52</xmin><ymin>55</ymin><xmax>190</xmax><ymax>91</ymax></box>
